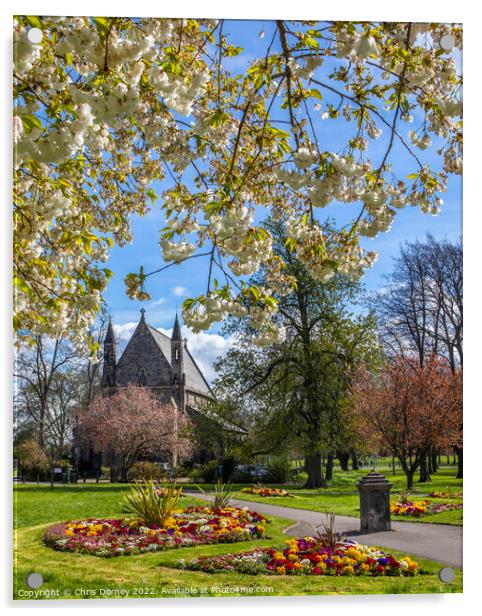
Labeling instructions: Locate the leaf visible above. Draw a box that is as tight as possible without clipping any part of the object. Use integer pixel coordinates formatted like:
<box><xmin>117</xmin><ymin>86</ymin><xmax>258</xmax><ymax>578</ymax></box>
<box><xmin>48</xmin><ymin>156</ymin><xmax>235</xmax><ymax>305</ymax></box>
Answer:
<box><xmin>209</xmin><ymin>109</ymin><xmax>229</xmax><ymax>128</ymax></box>
<box><xmin>304</xmin><ymin>35</ymin><xmax>320</xmax><ymax>50</ymax></box>
<box><xmin>308</xmin><ymin>88</ymin><xmax>323</xmax><ymax>101</ymax></box>
<box><xmin>147</xmin><ymin>188</ymin><xmax>157</xmax><ymax>203</ymax></box>
<box><xmin>21</xmin><ymin>114</ymin><xmax>42</xmax><ymax>134</ymax></box>
<box><xmin>406</xmin><ymin>173</ymin><xmax>419</xmax><ymax>180</ymax></box>
<box><xmin>25</xmin><ymin>16</ymin><xmax>42</xmax><ymax>29</ymax></box>
<box><xmin>93</xmin><ymin>17</ymin><xmax>110</xmax><ymax>41</ymax></box>
<box><xmin>13</xmin><ymin>276</ymin><xmax>31</xmax><ymax>294</ymax></box>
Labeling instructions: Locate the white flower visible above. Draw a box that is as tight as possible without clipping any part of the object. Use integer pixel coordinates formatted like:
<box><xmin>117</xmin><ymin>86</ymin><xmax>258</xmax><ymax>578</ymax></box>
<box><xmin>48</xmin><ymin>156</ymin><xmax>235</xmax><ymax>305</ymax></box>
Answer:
<box><xmin>353</xmin><ymin>35</ymin><xmax>380</xmax><ymax>59</ymax></box>
<box><xmin>13</xmin><ymin>115</ymin><xmax>24</xmax><ymax>143</ymax></box>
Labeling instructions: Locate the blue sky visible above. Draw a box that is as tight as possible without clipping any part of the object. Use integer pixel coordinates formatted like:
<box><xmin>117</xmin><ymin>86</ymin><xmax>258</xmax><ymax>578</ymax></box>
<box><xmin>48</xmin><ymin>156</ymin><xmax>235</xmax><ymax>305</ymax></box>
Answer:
<box><xmin>105</xmin><ymin>20</ymin><xmax>462</xmax><ymax>377</ymax></box>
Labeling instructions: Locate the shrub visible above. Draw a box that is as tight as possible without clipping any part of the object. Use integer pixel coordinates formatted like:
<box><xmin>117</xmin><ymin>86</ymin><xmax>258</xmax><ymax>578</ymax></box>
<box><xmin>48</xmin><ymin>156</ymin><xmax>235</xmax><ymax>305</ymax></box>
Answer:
<box><xmin>122</xmin><ymin>480</ymin><xmax>182</xmax><ymax>527</ymax></box>
<box><xmin>17</xmin><ymin>440</ymin><xmax>49</xmax><ymax>480</ymax></box>
<box><xmin>265</xmin><ymin>456</ymin><xmax>292</xmax><ymax>483</ymax></box>
<box><xmin>199</xmin><ymin>460</ymin><xmax>219</xmax><ymax>483</ymax></box>
<box><xmin>129</xmin><ymin>461</ymin><xmax>163</xmax><ymax>481</ymax></box>
<box><xmin>100</xmin><ymin>466</ymin><xmax>111</xmax><ymax>480</ymax></box>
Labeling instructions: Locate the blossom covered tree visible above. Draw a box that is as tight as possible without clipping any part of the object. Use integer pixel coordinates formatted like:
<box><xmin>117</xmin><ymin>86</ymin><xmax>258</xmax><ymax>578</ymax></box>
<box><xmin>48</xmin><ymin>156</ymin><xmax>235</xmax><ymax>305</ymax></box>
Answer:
<box><xmin>14</xmin><ymin>17</ymin><xmax>462</xmax><ymax>348</ymax></box>
<box><xmin>352</xmin><ymin>355</ymin><xmax>461</xmax><ymax>488</ymax></box>
<box><xmin>79</xmin><ymin>385</ymin><xmax>192</xmax><ymax>481</ymax></box>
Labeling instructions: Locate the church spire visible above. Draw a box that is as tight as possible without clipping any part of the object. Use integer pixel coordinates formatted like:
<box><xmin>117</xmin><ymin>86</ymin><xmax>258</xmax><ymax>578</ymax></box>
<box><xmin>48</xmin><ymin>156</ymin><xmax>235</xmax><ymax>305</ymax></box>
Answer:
<box><xmin>102</xmin><ymin>316</ymin><xmax>116</xmax><ymax>388</ymax></box>
<box><xmin>172</xmin><ymin>312</ymin><xmax>182</xmax><ymax>340</ymax></box>
<box><xmin>140</xmin><ymin>307</ymin><xmax>146</xmax><ymax>323</ymax></box>
<box><xmin>171</xmin><ymin>312</ymin><xmax>184</xmax><ymax>401</ymax></box>
<box><xmin>105</xmin><ymin>316</ymin><xmax>115</xmax><ymax>343</ymax></box>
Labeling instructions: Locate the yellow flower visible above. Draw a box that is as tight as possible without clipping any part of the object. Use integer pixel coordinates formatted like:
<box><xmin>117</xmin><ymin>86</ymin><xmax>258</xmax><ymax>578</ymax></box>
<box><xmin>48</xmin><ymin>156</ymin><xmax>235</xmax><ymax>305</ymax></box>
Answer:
<box><xmin>343</xmin><ymin>565</ymin><xmax>355</xmax><ymax>575</ymax></box>
<box><xmin>287</xmin><ymin>553</ymin><xmax>298</xmax><ymax>562</ymax></box>
<box><xmin>275</xmin><ymin>566</ymin><xmax>286</xmax><ymax>574</ymax></box>
<box><xmin>65</xmin><ymin>529</ymin><xmax>74</xmax><ymax>536</ymax></box>
<box><xmin>273</xmin><ymin>551</ymin><xmax>284</xmax><ymax>560</ymax></box>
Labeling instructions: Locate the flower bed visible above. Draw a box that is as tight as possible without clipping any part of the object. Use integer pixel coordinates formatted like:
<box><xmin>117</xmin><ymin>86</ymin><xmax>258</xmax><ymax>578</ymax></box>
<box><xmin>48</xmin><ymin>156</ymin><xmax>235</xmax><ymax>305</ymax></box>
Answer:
<box><xmin>391</xmin><ymin>500</ymin><xmax>463</xmax><ymax>517</ymax></box>
<box><xmin>241</xmin><ymin>486</ymin><xmax>293</xmax><ymax>498</ymax></box>
<box><xmin>390</xmin><ymin>500</ymin><xmax>430</xmax><ymax>517</ymax></box>
<box><xmin>43</xmin><ymin>506</ymin><xmax>268</xmax><ymax>557</ymax></box>
<box><xmin>177</xmin><ymin>537</ymin><xmax>420</xmax><ymax>577</ymax></box>
<box><xmin>428</xmin><ymin>502</ymin><xmax>463</xmax><ymax>514</ymax></box>
<box><xmin>428</xmin><ymin>491</ymin><xmax>462</xmax><ymax>499</ymax></box>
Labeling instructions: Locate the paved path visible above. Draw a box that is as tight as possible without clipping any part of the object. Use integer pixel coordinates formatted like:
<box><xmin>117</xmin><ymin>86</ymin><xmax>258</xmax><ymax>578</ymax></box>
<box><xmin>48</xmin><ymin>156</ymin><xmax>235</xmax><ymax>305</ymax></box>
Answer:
<box><xmin>186</xmin><ymin>492</ymin><xmax>462</xmax><ymax>568</ymax></box>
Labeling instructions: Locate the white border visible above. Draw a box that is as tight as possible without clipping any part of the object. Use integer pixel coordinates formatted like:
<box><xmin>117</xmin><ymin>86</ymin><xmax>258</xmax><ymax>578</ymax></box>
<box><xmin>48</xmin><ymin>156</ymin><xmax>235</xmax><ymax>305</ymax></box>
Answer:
<box><xmin>2</xmin><ymin>1</ymin><xmax>479</xmax><ymax>614</ymax></box>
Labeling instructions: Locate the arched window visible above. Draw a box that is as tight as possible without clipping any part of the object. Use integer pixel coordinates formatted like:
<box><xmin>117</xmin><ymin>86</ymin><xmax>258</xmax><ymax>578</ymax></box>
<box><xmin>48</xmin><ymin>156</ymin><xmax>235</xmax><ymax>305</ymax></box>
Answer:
<box><xmin>138</xmin><ymin>367</ymin><xmax>147</xmax><ymax>386</ymax></box>
<box><xmin>175</xmin><ymin>347</ymin><xmax>179</xmax><ymax>361</ymax></box>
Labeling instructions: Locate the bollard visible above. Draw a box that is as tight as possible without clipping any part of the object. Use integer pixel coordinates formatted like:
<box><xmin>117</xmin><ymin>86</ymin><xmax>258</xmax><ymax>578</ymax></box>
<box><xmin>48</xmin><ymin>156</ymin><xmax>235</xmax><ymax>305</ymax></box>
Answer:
<box><xmin>357</xmin><ymin>470</ymin><xmax>392</xmax><ymax>532</ymax></box>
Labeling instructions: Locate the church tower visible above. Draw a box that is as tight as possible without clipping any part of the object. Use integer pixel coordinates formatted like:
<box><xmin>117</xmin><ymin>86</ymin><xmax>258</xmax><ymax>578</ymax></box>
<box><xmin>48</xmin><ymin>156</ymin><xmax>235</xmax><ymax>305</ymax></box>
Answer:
<box><xmin>101</xmin><ymin>317</ymin><xmax>116</xmax><ymax>388</ymax></box>
<box><xmin>171</xmin><ymin>313</ymin><xmax>185</xmax><ymax>407</ymax></box>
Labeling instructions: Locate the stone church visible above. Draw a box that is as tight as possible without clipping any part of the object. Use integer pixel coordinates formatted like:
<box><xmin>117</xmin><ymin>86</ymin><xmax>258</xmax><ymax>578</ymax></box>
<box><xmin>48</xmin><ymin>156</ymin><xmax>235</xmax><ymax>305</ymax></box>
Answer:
<box><xmin>78</xmin><ymin>309</ymin><xmax>245</xmax><ymax>473</ymax></box>
<box><xmin>102</xmin><ymin>308</ymin><xmax>213</xmax><ymax>411</ymax></box>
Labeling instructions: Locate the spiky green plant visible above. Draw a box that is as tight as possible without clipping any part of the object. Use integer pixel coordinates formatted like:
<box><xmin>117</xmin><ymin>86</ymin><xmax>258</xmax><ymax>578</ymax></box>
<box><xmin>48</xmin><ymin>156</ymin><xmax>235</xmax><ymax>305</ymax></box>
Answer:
<box><xmin>122</xmin><ymin>480</ymin><xmax>182</xmax><ymax>527</ymax></box>
<box><xmin>304</xmin><ymin>509</ymin><xmax>346</xmax><ymax>551</ymax></box>
<box><xmin>196</xmin><ymin>478</ymin><xmax>234</xmax><ymax>509</ymax></box>
<box><xmin>398</xmin><ymin>489</ymin><xmax>411</xmax><ymax>504</ymax></box>
<box><xmin>212</xmin><ymin>479</ymin><xmax>234</xmax><ymax>509</ymax></box>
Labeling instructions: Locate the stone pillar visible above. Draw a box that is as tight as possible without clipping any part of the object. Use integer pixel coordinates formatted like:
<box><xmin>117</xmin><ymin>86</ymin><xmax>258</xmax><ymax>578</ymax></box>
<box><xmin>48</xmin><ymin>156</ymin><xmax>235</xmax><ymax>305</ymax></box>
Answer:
<box><xmin>357</xmin><ymin>470</ymin><xmax>392</xmax><ymax>532</ymax></box>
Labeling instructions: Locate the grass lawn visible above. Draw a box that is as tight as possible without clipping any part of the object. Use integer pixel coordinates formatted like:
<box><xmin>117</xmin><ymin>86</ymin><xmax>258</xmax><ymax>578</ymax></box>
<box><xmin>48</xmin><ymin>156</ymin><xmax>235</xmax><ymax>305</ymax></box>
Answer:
<box><xmin>13</xmin><ymin>483</ymin><xmax>462</xmax><ymax>599</ymax></box>
<box><xmin>213</xmin><ymin>466</ymin><xmax>462</xmax><ymax>526</ymax></box>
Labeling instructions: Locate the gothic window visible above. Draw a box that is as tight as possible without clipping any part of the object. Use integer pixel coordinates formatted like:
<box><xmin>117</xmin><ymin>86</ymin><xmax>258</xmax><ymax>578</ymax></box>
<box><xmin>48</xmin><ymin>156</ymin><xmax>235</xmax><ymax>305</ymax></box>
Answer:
<box><xmin>138</xmin><ymin>367</ymin><xmax>147</xmax><ymax>385</ymax></box>
<box><xmin>175</xmin><ymin>347</ymin><xmax>179</xmax><ymax>361</ymax></box>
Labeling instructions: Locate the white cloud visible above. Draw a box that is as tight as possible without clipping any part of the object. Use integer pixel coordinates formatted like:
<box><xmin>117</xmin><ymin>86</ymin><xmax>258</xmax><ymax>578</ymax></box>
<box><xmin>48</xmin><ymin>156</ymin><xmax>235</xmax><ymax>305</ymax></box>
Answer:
<box><xmin>148</xmin><ymin>297</ymin><xmax>166</xmax><ymax>308</ymax></box>
<box><xmin>172</xmin><ymin>286</ymin><xmax>188</xmax><ymax>297</ymax></box>
<box><xmin>158</xmin><ymin>325</ymin><xmax>235</xmax><ymax>383</ymax></box>
<box><xmin>113</xmin><ymin>322</ymin><xmax>137</xmax><ymax>349</ymax></box>
<box><xmin>182</xmin><ymin>327</ymin><xmax>236</xmax><ymax>383</ymax></box>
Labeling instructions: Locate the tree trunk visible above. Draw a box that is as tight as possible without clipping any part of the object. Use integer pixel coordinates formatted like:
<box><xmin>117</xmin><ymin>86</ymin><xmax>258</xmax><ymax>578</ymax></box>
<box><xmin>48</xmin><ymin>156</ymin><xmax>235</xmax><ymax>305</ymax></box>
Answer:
<box><xmin>351</xmin><ymin>451</ymin><xmax>359</xmax><ymax>471</ymax></box>
<box><xmin>392</xmin><ymin>457</ymin><xmax>396</xmax><ymax>476</ymax></box>
<box><xmin>430</xmin><ymin>452</ymin><xmax>438</xmax><ymax>473</ymax></box>
<box><xmin>337</xmin><ymin>451</ymin><xmax>349</xmax><ymax>471</ymax></box>
<box><xmin>304</xmin><ymin>453</ymin><xmax>327</xmax><ymax>488</ymax></box>
<box><xmin>419</xmin><ymin>448</ymin><xmax>431</xmax><ymax>483</ymax></box>
<box><xmin>325</xmin><ymin>453</ymin><xmax>334</xmax><ymax>481</ymax></box>
<box><xmin>455</xmin><ymin>446</ymin><xmax>463</xmax><ymax>478</ymax></box>
<box><xmin>406</xmin><ymin>468</ymin><xmax>415</xmax><ymax>489</ymax></box>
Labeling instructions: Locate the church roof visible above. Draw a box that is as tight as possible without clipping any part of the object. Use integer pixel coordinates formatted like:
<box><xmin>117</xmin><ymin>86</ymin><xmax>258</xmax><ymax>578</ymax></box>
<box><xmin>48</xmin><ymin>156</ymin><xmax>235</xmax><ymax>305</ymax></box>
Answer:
<box><xmin>104</xmin><ymin>317</ymin><xmax>116</xmax><ymax>344</ymax></box>
<box><xmin>147</xmin><ymin>324</ymin><xmax>212</xmax><ymax>397</ymax></box>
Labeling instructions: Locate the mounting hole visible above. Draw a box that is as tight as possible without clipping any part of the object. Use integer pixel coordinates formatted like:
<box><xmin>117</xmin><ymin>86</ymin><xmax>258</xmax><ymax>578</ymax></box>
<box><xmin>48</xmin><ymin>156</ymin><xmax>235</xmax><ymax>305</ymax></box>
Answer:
<box><xmin>26</xmin><ymin>572</ymin><xmax>43</xmax><ymax>589</ymax></box>
<box><xmin>438</xmin><ymin>567</ymin><xmax>456</xmax><ymax>583</ymax></box>
<box><xmin>27</xmin><ymin>28</ymin><xmax>43</xmax><ymax>44</ymax></box>
<box><xmin>440</xmin><ymin>34</ymin><xmax>455</xmax><ymax>52</ymax></box>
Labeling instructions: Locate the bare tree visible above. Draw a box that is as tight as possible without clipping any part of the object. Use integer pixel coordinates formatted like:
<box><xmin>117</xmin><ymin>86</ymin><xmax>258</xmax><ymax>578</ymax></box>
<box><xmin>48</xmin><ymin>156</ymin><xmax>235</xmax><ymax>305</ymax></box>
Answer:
<box><xmin>370</xmin><ymin>234</ymin><xmax>462</xmax><ymax>369</ymax></box>
<box><xmin>369</xmin><ymin>234</ymin><xmax>463</xmax><ymax>478</ymax></box>
<box><xmin>47</xmin><ymin>370</ymin><xmax>86</xmax><ymax>453</ymax></box>
<box><xmin>14</xmin><ymin>336</ymin><xmax>78</xmax><ymax>449</ymax></box>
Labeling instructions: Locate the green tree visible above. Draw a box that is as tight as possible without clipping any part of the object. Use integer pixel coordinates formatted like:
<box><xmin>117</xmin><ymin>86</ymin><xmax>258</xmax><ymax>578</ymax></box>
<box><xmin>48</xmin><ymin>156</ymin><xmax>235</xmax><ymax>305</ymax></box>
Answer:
<box><xmin>213</xmin><ymin>220</ymin><xmax>382</xmax><ymax>487</ymax></box>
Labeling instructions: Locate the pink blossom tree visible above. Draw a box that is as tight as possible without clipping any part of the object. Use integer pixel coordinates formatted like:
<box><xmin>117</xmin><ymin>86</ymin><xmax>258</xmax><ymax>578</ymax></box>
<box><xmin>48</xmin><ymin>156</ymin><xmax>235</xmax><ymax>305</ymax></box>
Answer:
<box><xmin>79</xmin><ymin>385</ymin><xmax>192</xmax><ymax>481</ymax></box>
